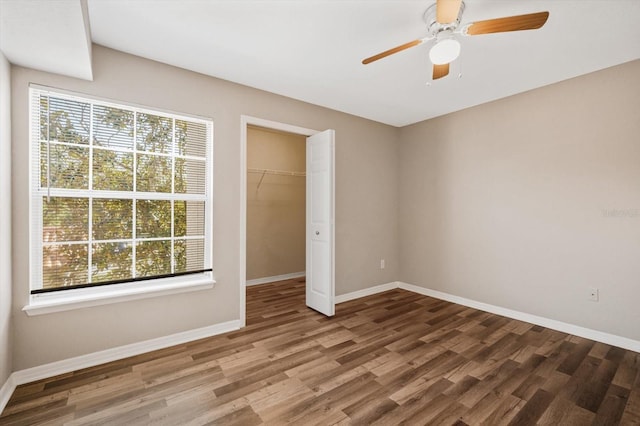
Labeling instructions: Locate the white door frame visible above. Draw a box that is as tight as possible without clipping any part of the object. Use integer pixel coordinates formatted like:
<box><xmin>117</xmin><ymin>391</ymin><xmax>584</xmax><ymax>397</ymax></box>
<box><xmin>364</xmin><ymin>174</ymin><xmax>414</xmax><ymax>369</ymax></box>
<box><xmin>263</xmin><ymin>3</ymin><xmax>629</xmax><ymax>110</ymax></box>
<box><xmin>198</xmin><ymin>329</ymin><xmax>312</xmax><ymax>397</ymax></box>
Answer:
<box><xmin>239</xmin><ymin>115</ymin><xmax>319</xmax><ymax>327</ymax></box>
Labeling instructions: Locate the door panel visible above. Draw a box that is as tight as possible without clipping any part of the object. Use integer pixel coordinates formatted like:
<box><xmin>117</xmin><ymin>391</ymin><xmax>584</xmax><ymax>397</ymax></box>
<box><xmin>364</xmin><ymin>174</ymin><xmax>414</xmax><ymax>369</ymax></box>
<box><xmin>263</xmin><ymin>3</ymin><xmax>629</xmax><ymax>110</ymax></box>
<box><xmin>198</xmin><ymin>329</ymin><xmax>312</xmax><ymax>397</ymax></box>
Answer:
<box><xmin>306</xmin><ymin>129</ymin><xmax>335</xmax><ymax>316</ymax></box>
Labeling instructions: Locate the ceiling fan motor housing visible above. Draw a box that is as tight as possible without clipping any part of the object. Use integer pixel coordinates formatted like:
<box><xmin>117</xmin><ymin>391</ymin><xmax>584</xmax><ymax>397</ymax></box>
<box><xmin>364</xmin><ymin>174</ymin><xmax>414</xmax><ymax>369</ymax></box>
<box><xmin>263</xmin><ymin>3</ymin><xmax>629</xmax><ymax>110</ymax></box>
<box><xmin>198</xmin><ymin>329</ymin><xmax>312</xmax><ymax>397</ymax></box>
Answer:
<box><xmin>424</xmin><ymin>1</ymin><xmax>466</xmax><ymax>38</ymax></box>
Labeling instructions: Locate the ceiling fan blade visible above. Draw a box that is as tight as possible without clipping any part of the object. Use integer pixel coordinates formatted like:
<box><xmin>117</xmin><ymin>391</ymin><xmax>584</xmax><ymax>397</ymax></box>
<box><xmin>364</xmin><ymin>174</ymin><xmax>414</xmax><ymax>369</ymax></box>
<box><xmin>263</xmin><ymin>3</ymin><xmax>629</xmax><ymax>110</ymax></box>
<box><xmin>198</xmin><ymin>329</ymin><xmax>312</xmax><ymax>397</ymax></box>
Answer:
<box><xmin>436</xmin><ymin>0</ymin><xmax>463</xmax><ymax>24</ymax></box>
<box><xmin>465</xmin><ymin>11</ymin><xmax>549</xmax><ymax>35</ymax></box>
<box><xmin>433</xmin><ymin>63</ymin><xmax>450</xmax><ymax>80</ymax></box>
<box><xmin>362</xmin><ymin>39</ymin><xmax>424</xmax><ymax>64</ymax></box>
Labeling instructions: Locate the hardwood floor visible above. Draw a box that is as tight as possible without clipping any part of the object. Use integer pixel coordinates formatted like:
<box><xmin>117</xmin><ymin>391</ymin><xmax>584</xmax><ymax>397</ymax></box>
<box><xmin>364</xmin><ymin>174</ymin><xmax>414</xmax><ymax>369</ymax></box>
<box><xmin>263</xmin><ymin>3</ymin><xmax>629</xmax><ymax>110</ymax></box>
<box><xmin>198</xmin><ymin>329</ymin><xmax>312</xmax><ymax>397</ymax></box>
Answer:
<box><xmin>2</xmin><ymin>278</ymin><xmax>640</xmax><ymax>425</ymax></box>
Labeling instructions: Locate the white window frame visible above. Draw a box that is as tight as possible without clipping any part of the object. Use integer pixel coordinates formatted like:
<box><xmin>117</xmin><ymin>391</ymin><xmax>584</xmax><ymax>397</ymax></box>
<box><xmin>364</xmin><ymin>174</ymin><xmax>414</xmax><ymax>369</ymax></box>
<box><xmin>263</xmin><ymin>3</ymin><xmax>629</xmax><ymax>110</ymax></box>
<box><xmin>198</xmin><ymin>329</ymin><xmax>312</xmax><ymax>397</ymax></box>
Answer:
<box><xmin>24</xmin><ymin>85</ymin><xmax>215</xmax><ymax>316</ymax></box>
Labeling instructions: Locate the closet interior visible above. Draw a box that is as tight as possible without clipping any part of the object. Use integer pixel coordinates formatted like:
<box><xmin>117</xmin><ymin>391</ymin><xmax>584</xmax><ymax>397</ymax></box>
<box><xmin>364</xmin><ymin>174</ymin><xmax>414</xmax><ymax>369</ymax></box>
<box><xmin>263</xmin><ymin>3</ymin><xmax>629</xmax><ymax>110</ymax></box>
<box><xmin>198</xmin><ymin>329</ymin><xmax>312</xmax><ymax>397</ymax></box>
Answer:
<box><xmin>246</xmin><ymin>125</ymin><xmax>306</xmax><ymax>283</ymax></box>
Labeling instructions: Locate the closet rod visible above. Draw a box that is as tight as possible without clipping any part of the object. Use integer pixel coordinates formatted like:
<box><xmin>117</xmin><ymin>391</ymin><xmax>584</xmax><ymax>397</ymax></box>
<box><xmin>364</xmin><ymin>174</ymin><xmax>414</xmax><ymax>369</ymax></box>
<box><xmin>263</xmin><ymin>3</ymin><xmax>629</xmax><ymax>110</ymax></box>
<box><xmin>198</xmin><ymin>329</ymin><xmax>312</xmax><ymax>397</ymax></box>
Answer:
<box><xmin>248</xmin><ymin>168</ymin><xmax>306</xmax><ymax>177</ymax></box>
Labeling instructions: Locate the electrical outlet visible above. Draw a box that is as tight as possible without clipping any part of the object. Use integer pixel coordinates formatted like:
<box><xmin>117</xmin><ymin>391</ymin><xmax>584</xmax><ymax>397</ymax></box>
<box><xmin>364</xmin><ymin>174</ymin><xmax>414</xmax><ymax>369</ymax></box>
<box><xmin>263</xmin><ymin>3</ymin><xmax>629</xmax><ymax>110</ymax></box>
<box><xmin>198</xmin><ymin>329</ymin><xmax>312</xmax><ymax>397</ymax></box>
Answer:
<box><xmin>588</xmin><ymin>287</ymin><xmax>599</xmax><ymax>302</ymax></box>
<box><xmin>380</xmin><ymin>259</ymin><xmax>385</xmax><ymax>269</ymax></box>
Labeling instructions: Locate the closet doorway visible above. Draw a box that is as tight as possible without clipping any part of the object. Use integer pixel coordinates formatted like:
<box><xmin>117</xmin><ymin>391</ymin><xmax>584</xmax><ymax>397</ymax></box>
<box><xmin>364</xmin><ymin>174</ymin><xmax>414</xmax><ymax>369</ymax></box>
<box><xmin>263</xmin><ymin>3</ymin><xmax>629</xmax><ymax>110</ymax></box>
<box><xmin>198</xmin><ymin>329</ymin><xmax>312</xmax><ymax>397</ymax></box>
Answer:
<box><xmin>246</xmin><ymin>125</ymin><xmax>307</xmax><ymax>287</ymax></box>
<box><xmin>239</xmin><ymin>116</ymin><xmax>335</xmax><ymax>326</ymax></box>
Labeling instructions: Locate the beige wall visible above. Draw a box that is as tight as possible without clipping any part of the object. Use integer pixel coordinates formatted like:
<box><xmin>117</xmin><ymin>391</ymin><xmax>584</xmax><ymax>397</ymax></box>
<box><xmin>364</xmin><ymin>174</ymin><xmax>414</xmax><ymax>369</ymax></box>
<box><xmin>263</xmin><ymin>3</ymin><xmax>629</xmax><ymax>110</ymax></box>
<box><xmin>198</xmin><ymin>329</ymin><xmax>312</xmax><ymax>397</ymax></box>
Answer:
<box><xmin>13</xmin><ymin>42</ymin><xmax>636</xmax><ymax>374</ymax></box>
<box><xmin>0</xmin><ymin>52</ymin><xmax>13</xmax><ymax>387</ymax></box>
<box><xmin>247</xmin><ymin>127</ymin><xmax>306</xmax><ymax>281</ymax></box>
<box><xmin>11</xmin><ymin>45</ymin><xmax>400</xmax><ymax>369</ymax></box>
<box><xmin>399</xmin><ymin>59</ymin><xmax>640</xmax><ymax>341</ymax></box>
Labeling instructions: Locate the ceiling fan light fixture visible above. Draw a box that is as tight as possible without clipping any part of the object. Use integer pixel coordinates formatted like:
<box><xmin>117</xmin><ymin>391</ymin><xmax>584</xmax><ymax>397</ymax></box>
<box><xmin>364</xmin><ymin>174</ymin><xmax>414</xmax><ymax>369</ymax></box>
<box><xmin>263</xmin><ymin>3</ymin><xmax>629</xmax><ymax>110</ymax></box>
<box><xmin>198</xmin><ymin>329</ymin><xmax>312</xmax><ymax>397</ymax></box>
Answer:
<box><xmin>429</xmin><ymin>38</ymin><xmax>461</xmax><ymax>65</ymax></box>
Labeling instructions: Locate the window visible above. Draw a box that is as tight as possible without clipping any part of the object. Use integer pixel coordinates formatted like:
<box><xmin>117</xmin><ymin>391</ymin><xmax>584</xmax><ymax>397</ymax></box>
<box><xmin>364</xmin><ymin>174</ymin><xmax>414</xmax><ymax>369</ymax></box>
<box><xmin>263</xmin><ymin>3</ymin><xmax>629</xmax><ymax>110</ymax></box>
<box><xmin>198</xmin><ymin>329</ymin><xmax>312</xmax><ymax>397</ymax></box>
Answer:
<box><xmin>29</xmin><ymin>87</ymin><xmax>213</xmax><ymax>303</ymax></box>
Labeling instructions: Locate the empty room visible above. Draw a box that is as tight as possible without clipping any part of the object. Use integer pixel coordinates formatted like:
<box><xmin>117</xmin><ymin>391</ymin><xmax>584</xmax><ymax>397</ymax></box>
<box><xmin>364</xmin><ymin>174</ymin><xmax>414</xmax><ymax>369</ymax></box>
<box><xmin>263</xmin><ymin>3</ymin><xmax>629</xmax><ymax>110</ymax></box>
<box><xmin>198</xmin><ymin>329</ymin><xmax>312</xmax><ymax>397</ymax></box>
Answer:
<box><xmin>1</xmin><ymin>0</ymin><xmax>639</xmax><ymax>424</ymax></box>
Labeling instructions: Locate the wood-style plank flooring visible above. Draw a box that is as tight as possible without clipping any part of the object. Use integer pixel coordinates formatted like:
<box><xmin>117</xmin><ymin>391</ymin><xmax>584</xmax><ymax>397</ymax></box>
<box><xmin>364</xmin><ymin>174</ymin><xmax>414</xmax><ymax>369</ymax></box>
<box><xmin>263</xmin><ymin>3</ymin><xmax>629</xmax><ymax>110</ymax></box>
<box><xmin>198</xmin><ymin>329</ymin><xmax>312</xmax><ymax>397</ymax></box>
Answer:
<box><xmin>2</xmin><ymin>278</ymin><xmax>640</xmax><ymax>425</ymax></box>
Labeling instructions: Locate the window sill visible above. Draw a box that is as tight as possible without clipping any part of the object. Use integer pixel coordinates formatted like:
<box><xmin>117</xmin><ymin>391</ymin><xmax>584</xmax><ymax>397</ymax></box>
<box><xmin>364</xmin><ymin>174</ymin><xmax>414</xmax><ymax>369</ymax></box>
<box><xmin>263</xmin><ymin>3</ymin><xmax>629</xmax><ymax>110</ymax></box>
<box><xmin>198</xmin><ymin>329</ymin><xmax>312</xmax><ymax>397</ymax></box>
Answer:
<box><xmin>23</xmin><ymin>274</ymin><xmax>215</xmax><ymax>316</ymax></box>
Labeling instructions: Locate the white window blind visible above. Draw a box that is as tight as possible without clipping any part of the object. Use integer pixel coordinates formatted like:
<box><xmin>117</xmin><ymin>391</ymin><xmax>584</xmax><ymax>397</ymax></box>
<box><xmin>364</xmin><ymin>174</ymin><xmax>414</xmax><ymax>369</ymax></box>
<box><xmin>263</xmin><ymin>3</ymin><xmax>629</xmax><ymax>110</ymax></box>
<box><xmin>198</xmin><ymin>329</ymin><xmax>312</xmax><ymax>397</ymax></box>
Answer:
<box><xmin>30</xmin><ymin>87</ymin><xmax>213</xmax><ymax>294</ymax></box>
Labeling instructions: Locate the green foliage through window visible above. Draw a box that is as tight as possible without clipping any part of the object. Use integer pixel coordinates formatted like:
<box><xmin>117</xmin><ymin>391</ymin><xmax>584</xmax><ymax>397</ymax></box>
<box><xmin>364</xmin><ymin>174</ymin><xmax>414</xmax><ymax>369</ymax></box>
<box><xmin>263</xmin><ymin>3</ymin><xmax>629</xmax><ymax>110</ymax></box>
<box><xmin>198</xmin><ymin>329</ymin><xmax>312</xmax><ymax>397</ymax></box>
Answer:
<box><xmin>33</xmin><ymin>89</ymin><xmax>211</xmax><ymax>291</ymax></box>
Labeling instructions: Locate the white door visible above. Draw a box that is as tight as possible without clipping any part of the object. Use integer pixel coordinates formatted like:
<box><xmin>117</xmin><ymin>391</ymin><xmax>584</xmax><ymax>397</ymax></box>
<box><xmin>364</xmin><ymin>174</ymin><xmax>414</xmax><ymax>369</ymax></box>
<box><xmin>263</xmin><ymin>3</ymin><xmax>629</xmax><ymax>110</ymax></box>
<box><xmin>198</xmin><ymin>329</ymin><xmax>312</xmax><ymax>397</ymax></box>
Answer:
<box><xmin>306</xmin><ymin>129</ymin><xmax>335</xmax><ymax>316</ymax></box>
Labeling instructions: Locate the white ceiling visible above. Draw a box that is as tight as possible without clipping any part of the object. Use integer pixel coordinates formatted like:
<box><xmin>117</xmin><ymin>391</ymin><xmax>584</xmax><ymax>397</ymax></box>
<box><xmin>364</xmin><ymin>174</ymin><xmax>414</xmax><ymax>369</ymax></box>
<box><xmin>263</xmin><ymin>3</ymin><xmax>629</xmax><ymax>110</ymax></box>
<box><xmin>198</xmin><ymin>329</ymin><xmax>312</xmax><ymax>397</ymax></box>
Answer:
<box><xmin>0</xmin><ymin>0</ymin><xmax>92</xmax><ymax>80</ymax></box>
<box><xmin>2</xmin><ymin>1</ymin><xmax>640</xmax><ymax>127</ymax></box>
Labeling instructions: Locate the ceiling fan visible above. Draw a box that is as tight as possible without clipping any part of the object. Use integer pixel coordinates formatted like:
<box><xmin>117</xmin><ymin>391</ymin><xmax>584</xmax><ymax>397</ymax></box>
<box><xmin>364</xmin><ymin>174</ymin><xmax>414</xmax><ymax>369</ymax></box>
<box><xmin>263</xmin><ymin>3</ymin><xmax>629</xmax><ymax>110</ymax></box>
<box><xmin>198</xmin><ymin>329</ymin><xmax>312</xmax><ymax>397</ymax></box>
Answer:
<box><xmin>362</xmin><ymin>0</ymin><xmax>549</xmax><ymax>80</ymax></box>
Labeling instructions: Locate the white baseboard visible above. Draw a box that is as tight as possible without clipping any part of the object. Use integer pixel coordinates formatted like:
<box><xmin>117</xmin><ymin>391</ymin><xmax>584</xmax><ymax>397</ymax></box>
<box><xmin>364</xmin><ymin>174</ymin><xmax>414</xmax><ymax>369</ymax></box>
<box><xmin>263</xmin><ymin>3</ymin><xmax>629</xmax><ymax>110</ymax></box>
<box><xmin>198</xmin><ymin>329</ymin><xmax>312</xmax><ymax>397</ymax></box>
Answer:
<box><xmin>335</xmin><ymin>281</ymin><xmax>399</xmax><ymax>304</ymax></box>
<box><xmin>398</xmin><ymin>282</ymin><xmax>640</xmax><ymax>353</ymax></box>
<box><xmin>246</xmin><ymin>271</ymin><xmax>305</xmax><ymax>286</ymax></box>
<box><xmin>9</xmin><ymin>319</ymin><xmax>240</xmax><ymax>393</ymax></box>
<box><xmin>0</xmin><ymin>373</ymin><xmax>16</xmax><ymax>414</ymax></box>
<box><xmin>331</xmin><ymin>280</ymin><xmax>640</xmax><ymax>352</ymax></box>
